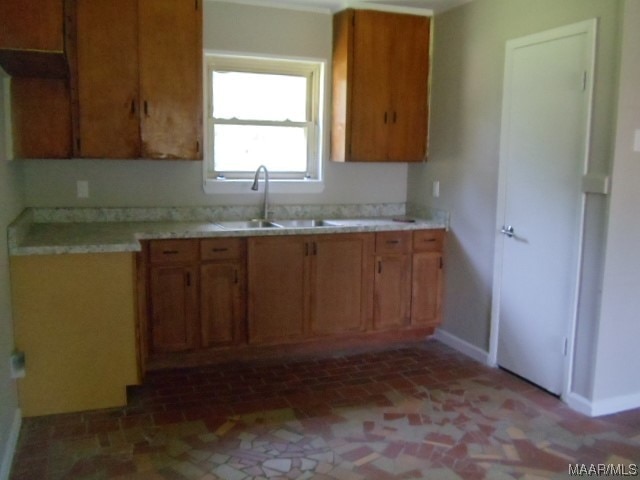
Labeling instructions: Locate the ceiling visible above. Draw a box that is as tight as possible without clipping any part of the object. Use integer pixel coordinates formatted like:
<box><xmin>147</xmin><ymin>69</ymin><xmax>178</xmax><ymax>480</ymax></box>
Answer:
<box><xmin>213</xmin><ymin>0</ymin><xmax>473</xmax><ymax>15</ymax></box>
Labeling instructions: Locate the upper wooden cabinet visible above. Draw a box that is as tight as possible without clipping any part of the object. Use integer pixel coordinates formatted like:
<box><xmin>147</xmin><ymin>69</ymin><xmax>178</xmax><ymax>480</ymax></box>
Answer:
<box><xmin>0</xmin><ymin>0</ymin><xmax>68</xmax><ymax>78</ymax></box>
<box><xmin>70</xmin><ymin>0</ymin><xmax>203</xmax><ymax>159</ymax></box>
<box><xmin>11</xmin><ymin>77</ymin><xmax>72</xmax><ymax>158</ymax></box>
<box><xmin>331</xmin><ymin>9</ymin><xmax>430</xmax><ymax>163</ymax></box>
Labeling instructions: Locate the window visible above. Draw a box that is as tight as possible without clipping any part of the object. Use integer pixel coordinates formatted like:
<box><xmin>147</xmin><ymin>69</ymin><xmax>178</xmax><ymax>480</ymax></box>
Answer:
<box><xmin>204</xmin><ymin>54</ymin><xmax>324</xmax><ymax>189</ymax></box>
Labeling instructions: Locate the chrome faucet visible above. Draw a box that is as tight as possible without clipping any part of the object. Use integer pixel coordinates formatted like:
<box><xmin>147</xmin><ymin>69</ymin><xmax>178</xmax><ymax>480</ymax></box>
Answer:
<box><xmin>251</xmin><ymin>165</ymin><xmax>270</xmax><ymax>220</ymax></box>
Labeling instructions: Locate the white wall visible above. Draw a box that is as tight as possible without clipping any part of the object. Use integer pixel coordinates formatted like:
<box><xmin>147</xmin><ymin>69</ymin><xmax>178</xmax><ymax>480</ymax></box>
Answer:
<box><xmin>407</xmin><ymin>0</ymin><xmax>623</xmax><ymax>399</ymax></box>
<box><xmin>21</xmin><ymin>0</ymin><xmax>408</xmax><ymax>208</ymax></box>
<box><xmin>592</xmin><ymin>0</ymin><xmax>640</xmax><ymax>410</ymax></box>
<box><xmin>0</xmin><ymin>72</ymin><xmax>25</xmax><ymax>479</ymax></box>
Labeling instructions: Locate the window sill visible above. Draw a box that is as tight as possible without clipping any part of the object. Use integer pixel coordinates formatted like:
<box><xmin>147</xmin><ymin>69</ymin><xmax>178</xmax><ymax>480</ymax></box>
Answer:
<box><xmin>203</xmin><ymin>178</ymin><xmax>325</xmax><ymax>195</ymax></box>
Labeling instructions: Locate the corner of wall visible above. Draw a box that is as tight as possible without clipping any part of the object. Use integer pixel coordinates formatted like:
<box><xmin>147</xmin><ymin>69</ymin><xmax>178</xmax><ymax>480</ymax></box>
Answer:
<box><xmin>0</xmin><ymin>409</ymin><xmax>21</xmax><ymax>480</ymax></box>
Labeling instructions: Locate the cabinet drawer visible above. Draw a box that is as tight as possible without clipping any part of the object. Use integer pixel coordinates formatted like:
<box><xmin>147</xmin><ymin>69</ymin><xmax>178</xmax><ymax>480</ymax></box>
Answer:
<box><xmin>149</xmin><ymin>239</ymin><xmax>198</xmax><ymax>264</ymax></box>
<box><xmin>413</xmin><ymin>230</ymin><xmax>444</xmax><ymax>252</ymax></box>
<box><xmin>200</xmin><ymin>238</ymin><xmax>244</xmax><ymax>261</ymax></box>
<box><xmin>375</xmin><ymin>231</ymin><xmax>411</xmax><ymax>254</ymax></box>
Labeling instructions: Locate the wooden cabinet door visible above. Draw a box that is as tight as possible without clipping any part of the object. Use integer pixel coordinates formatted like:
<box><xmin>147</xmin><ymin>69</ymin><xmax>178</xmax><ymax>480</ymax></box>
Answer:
<box><xmin>387</xmin><ymin>14</ymin><xmax>429</xmax><ymax>162</ymax></box>
<box><xmin>350</xmin><ymin>10</ymin><xmax>393</xmax><ymax>162</ymax></box>
<box><xmin>0</xmin><ymin>0</ymin><xmax>67</xmax><ymax>77</ymax></box>
<box><xmin>200</xmin><ymin>262</ymin><xmax>245</xmax><ymax>346</ymax></box>
<box><xmin>311</xmin><ymin>234</ymin><xmax>372</xmax><ymax>335</ymax></box>
<box><xmin>374</xmin><ymin>254</ymin><xmax>411</xmax><ymax>330</ymax></box>
<box><xmin>248</xmin><ymin>237</ymin><xmax>308</xmax><ymax>344</ymax></box>
<box><xmin>0</xmin><ymin>0</ymin><xmax>63</xmax><ymax>52</ymax></box>
<box><xmin>331</xmin><ymin>9</ymin><xmax>429</xmax><ymax>163</ymax></box>
<box><xmin>411</xmin><ymin>252</ymin><xmax>442</xmax><ymax>326</ymax></box>
<box><xmin>11</xmin><ymin>77</ymin><xmax>71</xmax><ymax>158</ymax></box>
<box><xmin>73</xmin><ymin>0</ymin><xmax>140</xmax><ymax>158</ymax></box>
<box><xmin>138</xmin><ymin>0</ymin><xmax>202</xmax><ymax>159</ymax></box>
<box><xmin>149</xmin><ymin>265</ymin><xmax>198</xmax><ymax>352</ymax></box>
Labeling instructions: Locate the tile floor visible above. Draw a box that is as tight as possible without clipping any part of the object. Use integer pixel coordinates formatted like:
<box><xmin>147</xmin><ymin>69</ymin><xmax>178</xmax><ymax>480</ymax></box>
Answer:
<box><xmin>9</xmin><ymin>340</ymin><xmax>640</xmax><ymax>479</ymax></box>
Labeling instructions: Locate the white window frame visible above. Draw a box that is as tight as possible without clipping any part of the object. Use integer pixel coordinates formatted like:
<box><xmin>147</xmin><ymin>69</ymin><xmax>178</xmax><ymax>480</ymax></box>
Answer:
<box><xmin>203</xmin><ymin>52</ymin><xmax>325</xmax><ymax>194</ymax></box>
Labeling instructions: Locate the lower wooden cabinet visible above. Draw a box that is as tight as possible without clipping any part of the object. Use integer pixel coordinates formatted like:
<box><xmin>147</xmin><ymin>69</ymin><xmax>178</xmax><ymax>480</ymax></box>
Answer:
<box><xmin>247</xmin><ymin>236</ymin><xmax>307</xmax><ymax>343</ymax></box>
<box><xmin>247</xmin><ymin>234</ymin><xmax>373</xmax><ymax>344</ymax></box>
<box><xmin>149</xmin><ymin>264</ymin><xmax>198</xmax><ymax>352</ymax></box>
<box><xmin>142</xmin><ymin>229</ymin><xmax>444</xmax><ymax>365</ymax></box>
<box><xmin>373</xmin><ymin>231</ymin><xmax>412</xmax><ymax>330</ymax></box>
<box><xmin>374</xmin><ymin>253</ymin><xmax>412</xmax><ymax>329</ymax></box>
<box><xmin>145</xmin><ymin>238</ymin><xmax>246</xmax><ymax>354</ymax></box>
<box><xmin>200</xmin><ymin>262</ymin><xmax>245</xmax><ymax>346</ymax></box>
<box><xmin>311</xmin><ymin>234</ymin><xmax>373</xmax><ymax>335</ymax></box>
<box><xmin>411</xmin><ymin>230</ymin><xmax>445</xmax><ymax>327</ymax></box>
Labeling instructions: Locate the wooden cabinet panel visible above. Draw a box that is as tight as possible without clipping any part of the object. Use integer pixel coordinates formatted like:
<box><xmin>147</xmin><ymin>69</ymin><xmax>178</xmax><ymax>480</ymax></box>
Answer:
<box><xmin>201</xmin><ymin>238</ymin><xmax>244</xmax><ymax>261</ymax></box>
<box><xmin>149</xmin><ymin>239</ymin><xmax>198</xmax><ymax>264</ymax></box>
<box><xmin>350</xmin><ymin>10</ymin><xmax>393</xmax><ymax>162</ymax></box>
<box><xmin>411</xmin><ymin>252</ymin><xmax>442</xmax><ymax>326</ymax></box>
<box><xmin>11</xmin><ymin>77</ymin><xmax>71</xmax><ymax>158</ymax></box>
<box><xmin>201</xmin><ymin>262</ymin><xmax>244</xmax><ymax>346</ymax></box>
<box><xmin>73</xmin><ymin>0</ymin><xmax>140</xmax><ymax>158</ymax></box>
<box><xmin>149</xmin><ymin>265</ymin><xmax>198</xmax><ymax>352</ymax></box>
<box><xmin>387</xmin><ymin>13</ymin><xmax>430</xmax><ymax>162</ymax></box>
<box><xmin>69</xmin><ymin>0</ymin><xmax>202</xmax><ymax>159</ymax></box>
<box><xmin>138</xmin><ymin>0</ymin><xmax>202</xmax><ymax>159</ymax></box>
<box><xmin>248</xmin><ymin>237</ymin><xmax>308</xmax><ymax>344</ymax></box>
<box><xmin>375</xmin><ymin>231</ymin><xmax>412</xmax><ymax>255</ymax></box>
<box><xmin>331</xmin><ymin>9</ymin><xmax>430</xmax><ymax>163</ymax></box>
<box><xmin>0</xmin><ymin>0</ymin><xmax>67</xmax><ymax>77</ymax></box>
<box><xmin>142</xmin><ymin>229</ymin><xmax>443</xmax><ymax>366</ymax></box>
<box><xmin>0</xmin><ymin>0</ymin><xmax>64</xmax><ymax>52</ymax></box>
<box><xmin>311</xmin><ymin>234</ymin><xmax>372</xmax><ymax>335</ymax></box>
<box><xmin>374</xmin><ymin>254</ymin><xmax>412</xmax><ymax>330</ymax></box>
<box><xmin>413</xmin><ymin>230</ymin><xmax>444</xmax><ymax>252</ymax></box>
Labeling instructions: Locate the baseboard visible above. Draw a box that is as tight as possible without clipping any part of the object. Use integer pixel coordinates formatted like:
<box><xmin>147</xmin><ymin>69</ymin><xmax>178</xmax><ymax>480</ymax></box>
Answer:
<box><xmin>0</xmin><ymin>408</ymin><xmax>21</xmax><ymax>480</ymax></box>
<box><xmin>565</xmin><ymin>391</ymin><xmax>640</xmax><ymax>417</ymax></box>
<box><xmin>564</xmin><ymin>392</ymin><xmax>593</xmax><ymax>416</ymax></box>
<box><xmin>433</xmin><ymin>329</ymin><xmax>490</xmax><ymax>364</ymax></box>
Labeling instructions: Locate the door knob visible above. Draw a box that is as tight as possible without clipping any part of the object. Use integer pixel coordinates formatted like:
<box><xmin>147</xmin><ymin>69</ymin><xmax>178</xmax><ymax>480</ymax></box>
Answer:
<box><xmin>500</xmin><ymin>225</ymin><xmax>515</xmax><ymax>238</ymax></box>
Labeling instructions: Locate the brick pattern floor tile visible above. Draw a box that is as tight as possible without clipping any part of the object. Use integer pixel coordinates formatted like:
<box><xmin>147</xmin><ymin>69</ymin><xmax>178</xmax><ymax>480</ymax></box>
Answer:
<box><xmin>9</xmin><ymin>340</ymin><xmax>640</xmax><ymax>479</ymax></box>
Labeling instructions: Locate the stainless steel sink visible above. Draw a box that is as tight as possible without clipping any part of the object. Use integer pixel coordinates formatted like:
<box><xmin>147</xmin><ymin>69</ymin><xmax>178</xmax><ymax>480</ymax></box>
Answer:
<box><xmin>271</xmin><ymin>219</ymin><xmax>339</xmax><ymax>228</ymax></box>
<box><xmin>216</xmin><ymin>220</ymin><xmax>282</xmax><ymax>230</ymax></box>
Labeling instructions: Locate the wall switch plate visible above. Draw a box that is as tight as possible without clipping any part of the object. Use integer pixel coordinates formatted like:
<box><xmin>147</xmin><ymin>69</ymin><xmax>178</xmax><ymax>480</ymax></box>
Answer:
<box><xmin>582</xmin><ymin>173</ymin><xmax>610</xmax><ymax>195</ymax></box>
<box><xmin>633</xmin><ymin>129</ymin><xmax>640</xmax><ymax>153</ymax></box>
<box><xmin>77</xmin><ymin>180</ymin><xmax>89</xmax><ymax>199</ymax></box>
<box><xmin>10</xmin><ymin>350</ymin><xmax>25</xmax><ymax>379</ymax></box>
<box><xmin>432</xmin><ymin>180</ymin><xmax>440</xmax><ymax>198</ymax></box>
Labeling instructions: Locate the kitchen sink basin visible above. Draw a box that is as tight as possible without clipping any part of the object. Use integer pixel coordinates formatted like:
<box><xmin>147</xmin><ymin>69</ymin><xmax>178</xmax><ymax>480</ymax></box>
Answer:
<box><xmin>216</xmin><ymin>220</ymin><xmax>282</xmax><ymax>230</ymax></box>
<box><xmin>271</xmin><ymin>219</ymin><xmax>339</xmax><ymax>228</ymax></box>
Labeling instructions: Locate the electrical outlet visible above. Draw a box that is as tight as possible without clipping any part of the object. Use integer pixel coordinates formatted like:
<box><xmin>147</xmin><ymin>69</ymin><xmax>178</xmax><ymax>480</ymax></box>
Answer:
<box><xmin>77</xmin><ymin>180</ymin><xmax>89</xmax><ymax>199</ymax></box>
<box><xmin>432</xmin><ymin>180</ymin><xmax>440</xmax><ymax>198</ymax></box>
<box><xmin>633</xmin><ymin>129</ymin><xmax>640</xmax><ymax>153</ymax></box>
<box><xmin>10</xmin><ymin>350</ymin><xmax>25</xmax><ymax>379</ymax></box>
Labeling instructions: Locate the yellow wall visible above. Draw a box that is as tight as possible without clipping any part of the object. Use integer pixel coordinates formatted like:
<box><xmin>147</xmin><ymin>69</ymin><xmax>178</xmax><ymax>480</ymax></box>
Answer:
<box><xmin>11</xmin><ymin>253</ymin><xmax>139</xmax><ymax>416</ymax></box>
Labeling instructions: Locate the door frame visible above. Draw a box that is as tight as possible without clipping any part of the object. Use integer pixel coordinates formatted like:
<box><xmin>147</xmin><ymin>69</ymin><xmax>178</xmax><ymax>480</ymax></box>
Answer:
<box><xmin>488</xmin><ymin>19</ymin><xmax>597</xmax><ymax>399</ymax></box>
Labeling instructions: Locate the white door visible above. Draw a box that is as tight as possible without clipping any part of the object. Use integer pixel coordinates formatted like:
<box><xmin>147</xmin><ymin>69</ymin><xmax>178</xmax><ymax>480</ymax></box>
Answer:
<box><xmin>492</xmin><ymin>21</ymin><xmax>596</xmax><ymax>395</ymax></box>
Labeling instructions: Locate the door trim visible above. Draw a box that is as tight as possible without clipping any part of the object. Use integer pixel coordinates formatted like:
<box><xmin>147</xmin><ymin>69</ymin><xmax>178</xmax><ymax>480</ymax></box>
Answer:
<box><xmin>488</xmin><ymin>19</ymin><xmax>597</xmax><ymax>400</ymax></box>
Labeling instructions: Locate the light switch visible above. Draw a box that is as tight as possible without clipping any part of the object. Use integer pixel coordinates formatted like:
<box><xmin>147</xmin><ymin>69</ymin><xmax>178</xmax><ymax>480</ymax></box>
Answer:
<box><xmin>633</xmin><ymin>129</ymin><xmax>640</xmax><ymax>153</ymax></box>
<box><xmin>77</xmin><ymin>180</ymin><xmax>89</xmax><ymax>199</ymax></box>
<box><xmin>432</xmin><ymin>180</ymin><xmax>440</xmax><ymax>198</ymax></box>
